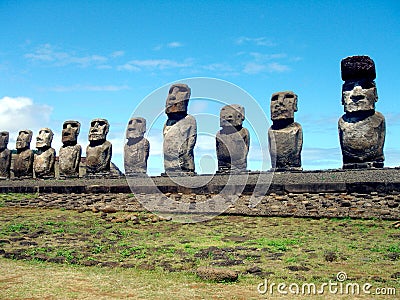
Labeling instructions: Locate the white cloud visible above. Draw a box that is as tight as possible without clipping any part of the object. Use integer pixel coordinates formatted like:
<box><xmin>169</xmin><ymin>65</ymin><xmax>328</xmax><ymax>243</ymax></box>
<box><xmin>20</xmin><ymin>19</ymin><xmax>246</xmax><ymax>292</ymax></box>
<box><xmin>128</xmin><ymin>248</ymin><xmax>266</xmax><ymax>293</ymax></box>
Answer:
<box><xmin>167</xmin><ymin>42</ymin><xmax>183</xmax><ymax>48</ymax></box>
<box><xmin>243</xmin><ymin>62</ymin><xmax>267</xmax><ymax>74</ymax></box>
<box><xmin>249</xmin><ymin>52</ymin><xmax>287</xmax><ymax>60</ymax></box>
<box><xmin>153</xmin><ymin>41</ymin><xmax>184</xmax><ymax>51</ymax></box>
<box><xmin>235</xmin><ymin>36</ymin><xmax>276</xmax><ymax>47</ymax></box>
<box><xmin>0</xmin><ymin>96</ymin><xmax>53</xmax><ymax>145</ymax></box>
<box><xmin>25</xmin><ymin>44</ymin><xmax>108</xmax><ymax>67</ymax></box>
<box><xmin>43</xmin><ymin>84</ymin><xmax>130</xmax><ymax>92</ymax></box>
<box><xmin>118</xmin><ymin>59</ymin><xmax>192</xmax><ymax>71</ymax></box>
<box><xmin>111</xmin><ymin>50</ymin><xmax>125</xmax><ymax>58</ymax></box>
<box><xmin>267</xmin><ymin>62</ymin><xmax>290</xmax><ymax>72</ymax></box>
<box><xmin>243</xmin><ymin>62</ymin><xmax>290</xmax><ymax>74</ymax></box>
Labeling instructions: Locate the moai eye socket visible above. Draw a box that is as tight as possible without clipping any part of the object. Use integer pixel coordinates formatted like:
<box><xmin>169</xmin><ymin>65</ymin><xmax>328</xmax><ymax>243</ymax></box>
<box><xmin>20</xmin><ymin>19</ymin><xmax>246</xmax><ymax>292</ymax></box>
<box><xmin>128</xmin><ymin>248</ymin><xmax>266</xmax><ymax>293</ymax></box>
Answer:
<box><xmin>285</xmin><ymin>94</ymin><xmax>294</xmax><ymax>99</ymax></box>
<box><xmin>1</xmin><ymin>132</ymin><xmax>7</xmax><ymax>137</ymax></box>
<box><xmin>271</xmin><ymin>95</ymin><xmax>279</xmax><ymax>101</ymax></box>
<box><xmin>136</xmin><ymin>119</ymin><xmax>142</xmax><ymax>124</ymax></box>
<box><xmin>128</xmin><ymin>120</ymin><xmax>133</xmax><ymax>125</ymax></box>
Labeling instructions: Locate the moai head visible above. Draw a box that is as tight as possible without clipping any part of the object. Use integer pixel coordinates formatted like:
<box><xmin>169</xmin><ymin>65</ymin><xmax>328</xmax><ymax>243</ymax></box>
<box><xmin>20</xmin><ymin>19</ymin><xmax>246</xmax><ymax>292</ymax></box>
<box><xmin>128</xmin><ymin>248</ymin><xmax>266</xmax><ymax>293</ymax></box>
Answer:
<box><xmin>36</xmin><ymin>128</ymin><xmax>54</xmax><ymax>148</ymax></box>
<box><xmin>62</xmin><ymin>120</ymin><xmax>81</xmax><ymax>144</ymax></box>
<box><xmin>89</xmin><ymin>118</ymin><xmax>109</xmax><ymax>142</ymax></box>
<box><xmin>220</xmin><ymin>104</ymin><xmax>245</xmax><ymax>128</ymax></box>
<box><xmin>165</xmin><ymin>84</ymin><xmax>191</xmax><ymax>115</ymax></box>
<box><xmin>0</xmin><ymin>131</ymin><xmax>9</xmax><ymax>150</ymax></box>
<box><xmin>16</xmin><ymin>129</ymin><xmax>33</xmax><ymax>150</ymax></box>
<box><xmin>126</xmin><ymin>117</ymin><xmax>146</xmax><ymax>139</ymax></box>
<box><xmin>341</xmin><ymin>56</ymin><xmax>377</xmax><ymax>113</ymax></box>
<box><xmin>270</xmin><ymin>91</ymin><xmax>298</xmax><ymax>121</ymax></box>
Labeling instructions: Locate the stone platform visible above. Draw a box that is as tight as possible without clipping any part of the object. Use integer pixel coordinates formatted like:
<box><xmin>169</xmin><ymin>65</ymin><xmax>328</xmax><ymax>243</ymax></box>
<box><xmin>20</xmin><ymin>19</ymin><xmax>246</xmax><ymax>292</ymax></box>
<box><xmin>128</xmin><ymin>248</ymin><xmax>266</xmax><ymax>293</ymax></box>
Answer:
<box><xmin>1</xmin><ymin>168</ymin><xmax>399</xmax><ymax>220</ymax></box>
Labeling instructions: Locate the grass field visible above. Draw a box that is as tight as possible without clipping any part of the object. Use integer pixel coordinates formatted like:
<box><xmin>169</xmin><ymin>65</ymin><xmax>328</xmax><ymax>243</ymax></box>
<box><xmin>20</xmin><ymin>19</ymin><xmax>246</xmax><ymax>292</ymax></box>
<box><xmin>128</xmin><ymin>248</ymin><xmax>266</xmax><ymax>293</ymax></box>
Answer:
<box><xmin>0</xmin><ymin>206</ymin><xmax>399</xmax><ymax>299</ymax></box>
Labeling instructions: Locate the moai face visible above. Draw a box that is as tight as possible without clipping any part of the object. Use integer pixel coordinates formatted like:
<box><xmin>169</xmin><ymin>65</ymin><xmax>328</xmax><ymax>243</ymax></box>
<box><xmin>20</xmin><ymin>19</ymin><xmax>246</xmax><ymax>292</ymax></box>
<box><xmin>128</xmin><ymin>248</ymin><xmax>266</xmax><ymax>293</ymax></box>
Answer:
<box><xmin>126</xmin><ymin>117</ymin><xmax>146</xmax><ymax>139</ymax></box>
<box><xmin>36</xmin><ymin>128</ymin><xmax>54</xmax><ymax>148</ymax></box>
<box><xmin>165</xmin><ymin>84</ymin><xmax>191</xmax><ymax>114</ymax></box>
<box><xmin>62</xmin><ymin>120</ymin><xmax>81</xmax><ymax>144</ymax></box>
<box><xmin>16</xmin><ymin>130</ymin><xmax>33</xmax><ymax>149</ymax></box>
<box><xmin>0</xmin><ymin>131</ymin><xmax>9</xmax><ymax>150</ymax></box>
<box><xmin>270</xmin><ymin>91</ymin><xmax>298</xmax><ymax>121</ymax></box>
<box><xmin>342</xmin><ymin>80</ymin><xmax>377</xmax><ymax>112</ymax></box>
<box><xmin>220</xmin><ymin>105</ymin><xmax>245</xmax><ymax>127</ymax></box>
<box><xmin>89</xmin><ymin>118</ymin><xmax>109</xmax><ymax>141</ymax></box>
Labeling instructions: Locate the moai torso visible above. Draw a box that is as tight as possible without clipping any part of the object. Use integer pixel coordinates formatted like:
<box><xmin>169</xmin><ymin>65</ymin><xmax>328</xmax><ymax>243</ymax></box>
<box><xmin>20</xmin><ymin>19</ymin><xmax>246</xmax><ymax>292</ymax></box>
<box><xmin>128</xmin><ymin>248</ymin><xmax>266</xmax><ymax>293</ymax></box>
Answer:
<box><xmin>268</xmin><ymin>91</ymin><xmax>303</xmax><ymax>171</ymax></box>
<box><xmin>34</xmin><ymin>128</ymin><xmax>56</xmax><ymax>178</ymax></box>
<box><xmin>59</xmin><ymin>121</ymin><xmax>82</xmax><ymax>177</ymax></box>
<box><xmin>163</xmin><ymin>114</ymin><xmax>197</xmax><ymax>173</ymax></box>
<box><xmin>86</xmin><ymin>119</ymin><xmax>112</xmax><ymax>175</ymax></box>
<box><xmin>13</xmin><ymin>130</ymin><xmax>34</xmax><ymax>178</ymax></box>
<box><xmin>268</xmin><ymin>122</ymin><xmax>303</xmax><ymax>170</ymax></box>
<box><xmin>163</xmin><ymin>84</ymin><xmax>197</xmax><ymax>175</ymax></box>
<box><xmin>124</xmin><ymin>117</ymin><xmax>149</xmax><ymax>175</ymax></box>
<box><xmin>34</xmin><ymin>148</ymin><xmax>56</xmax><ymax>178</ymax></box>
<box><xmin>338</xmin><ymin>55</ymin><xmax>385</xmax><ymax>168</ymax></box>
<box><xmin>0</xmin><ymin>131</ymin><xmax>11</xmax><ymax>179</ymax></box>
<box><xmin>339</xmin><ymin>111</ymin><xmax>385</xmax><ymax>167</ymax></box>
<box><xmin>124</xmin><ymin>138</ymin><xmax>150</xmax><ymax>174</ymax></box>
<box><xmin>216</xmin><ymin>104</ymin><xmax>249</xmax><ymax>173</ymax></box>
<box><xmin>59</xmin><ymin>145</ymin><xmax>82</xmax><ymax>177</ymax></box>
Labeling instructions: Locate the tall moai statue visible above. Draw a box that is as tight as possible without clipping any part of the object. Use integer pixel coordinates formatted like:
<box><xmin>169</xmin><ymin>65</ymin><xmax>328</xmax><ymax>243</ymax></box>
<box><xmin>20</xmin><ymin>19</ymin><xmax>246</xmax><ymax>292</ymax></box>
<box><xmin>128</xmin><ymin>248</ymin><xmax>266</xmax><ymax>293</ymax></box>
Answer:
<box><xmin>0</xmin><ymin>131</ymin><xmax>11</xmax><ymax>179</ymax></box>
<box><xmin>163</xmin><ymin>83</ymin><xmax>197</xmax><ymax>175</ymax></box>
<box><xmin>13</xmin><ymin>129</ymin><xmax>34</xmax><ymax>178</ymax></box>
<box><xmin>59</xmin><ymin>120</ymin><xmax>82</xmax><ymax>178</ymax></box>
<box><xmin>124</xmin><ymin>117</ymin><xmax>150</xmax><ymax>176</ymax></box>
<box><xmin>338</xmin><ymin>55</ymin><xmax>385</xmax><ymax>168</ymax></box>
<box><xmin>268</xmin><ymin>91</ymin><xmax>303</xmax><ymax>171</ymax></box>
<box><xmin>216</xmin><ymin>104</ymin><xmax>250</xmax><ymax>173</ymax></box>
<box><xmin>86</xmin><ymin>118</ymin><xmax>112</xmax><ymax>176</ymax></box>
<box><xmin>34</xmin><ymin>128</ymin><xmax>56</xmax><ymax>178</ymax></box>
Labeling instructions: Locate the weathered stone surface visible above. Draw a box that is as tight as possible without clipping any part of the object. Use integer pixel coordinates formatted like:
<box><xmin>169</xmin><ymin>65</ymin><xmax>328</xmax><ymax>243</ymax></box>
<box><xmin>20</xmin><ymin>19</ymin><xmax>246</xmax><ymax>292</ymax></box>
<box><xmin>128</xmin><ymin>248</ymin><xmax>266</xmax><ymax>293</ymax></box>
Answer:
<box><xmin>163</xmin><ymin>84</ymin><xmax>197</xmax><ymax>175</ymax></box>
<box><xmin>13</xmin><ymin>129</ymin><xmax>34</xmax><ymax>178</ymax></box>
<box><xmin>268</xmin><ymin>91</ymin><xmax>303</xmax><ymax>170</ymax></box>
<box><xmin>216</xmin><ymin>104</ymin><xmax>249</xmax><ymax>173</ymax></box>
<box><xmin>59</xmin><ymin>120</ymin><xmax>82</xmax><ymax>177</ymax></box>
<box><xmin>338</xmin><ymin>55</ymin><xmax>385</xmax><ymax>169</ymax></box>
<box><xmin>34</xmin><ymin>128</ymin><xmax>56</xmax><ymax>178</ymax></box>
<box><xmin>339</xmin><ymin>112</ymin><xmax>385</xmax><ymax>167</ymax></box>
<box><xmin>124</xmin><ymin>117</ymin><xmax>149</xmax><ymax>175</ymax></box>
<box><xmin>0</xmin><ymin>131</ymin><xmax>11</xmax><ymax>179</ymax></box>
<box><xmin>86</xmin><ymin>118</ymin><xmax>112</xmax><ymax>175</ymax></box>
<box><xmin>196</xmin><ymin>266</ymin><xmax>238</xmax><ymax>282</ymax></box>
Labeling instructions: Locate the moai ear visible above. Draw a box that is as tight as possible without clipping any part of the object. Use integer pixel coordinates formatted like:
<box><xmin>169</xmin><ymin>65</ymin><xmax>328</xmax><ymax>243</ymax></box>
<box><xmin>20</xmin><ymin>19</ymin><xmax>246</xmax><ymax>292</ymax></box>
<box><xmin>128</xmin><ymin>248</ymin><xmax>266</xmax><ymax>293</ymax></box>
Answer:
<box><xmin>293</xmin><ymin>94</ymin><xmax>298</xmax><ymax>112</ymax></box>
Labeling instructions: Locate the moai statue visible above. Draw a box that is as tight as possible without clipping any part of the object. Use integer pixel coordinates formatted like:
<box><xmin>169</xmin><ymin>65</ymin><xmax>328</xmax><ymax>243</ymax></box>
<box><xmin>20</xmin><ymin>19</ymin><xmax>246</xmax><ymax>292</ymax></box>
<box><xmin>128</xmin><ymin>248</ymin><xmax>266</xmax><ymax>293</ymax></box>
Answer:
<box><xmin>339</xmin><ymin>55</ymin><xmax>385</xmax><ymax>168</ymax></box>
<box><xmin>124</xmin><ymin>117</ymin><xmax>150</xmax><ymax>176</ymax></box>
<box><xmin>268</xmin><ymin>91</ymin><xmax>303</xmax><ymax>171</ymax></box>
<box><xmin>59</xmin><ymin>120</ymin><xmax>82</xmax><ymax>178</ymax></box>
<box><xmin>34</xmin><ymin>128</ymin><xmax>56</xmax><ymax>178</ymax></box>
<box><xmin>0</xmin><ymin>131</ymin><xmax>11</xmax><ymax>179</ymax></box>
<box><xmin>86</xmin><ymin>118</ymin><xmax>112</xmax><ymax>176</ymax></box>
<box><xmin>216</xmin><ymin>104</ymin><xmax>250</xmax><ymax>173</ymax></box>
<box><xmin>163</xmin><ymin>83</ymin><xmax>197</xmax><ymax>175</ymax></box>
<box><xmin>13</xmin><ymin>129</ymin><xmax>34</xmax><ymax>178</ymax></box>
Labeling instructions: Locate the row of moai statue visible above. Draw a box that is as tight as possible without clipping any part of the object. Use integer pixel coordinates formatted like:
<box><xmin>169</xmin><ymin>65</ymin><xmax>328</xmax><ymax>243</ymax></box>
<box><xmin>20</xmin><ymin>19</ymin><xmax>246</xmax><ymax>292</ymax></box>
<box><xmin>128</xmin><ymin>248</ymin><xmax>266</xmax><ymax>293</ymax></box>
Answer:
<box><xmin>125</xmin><ymin>55</ymin><xmax>386</xmax><ymax>175</ymax></box>
<box><xmin>0</xmin><ymin>119</ymin><xmax>113</xmax><ymax>179</ymax></box>
<box><xmin>0</xmin><ymin>55</ymin><xmax>385</xmax><ymax>178</ymax></box>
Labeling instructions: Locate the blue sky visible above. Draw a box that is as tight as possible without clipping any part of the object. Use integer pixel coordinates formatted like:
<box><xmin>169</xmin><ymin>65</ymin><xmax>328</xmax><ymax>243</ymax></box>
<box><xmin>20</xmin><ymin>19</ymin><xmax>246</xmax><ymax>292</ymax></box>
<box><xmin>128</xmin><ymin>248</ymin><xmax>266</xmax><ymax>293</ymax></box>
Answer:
<box><xmin>1</xmin><ymin>0</ymin><xmax>400</xmax><ymax>175</ymax></box>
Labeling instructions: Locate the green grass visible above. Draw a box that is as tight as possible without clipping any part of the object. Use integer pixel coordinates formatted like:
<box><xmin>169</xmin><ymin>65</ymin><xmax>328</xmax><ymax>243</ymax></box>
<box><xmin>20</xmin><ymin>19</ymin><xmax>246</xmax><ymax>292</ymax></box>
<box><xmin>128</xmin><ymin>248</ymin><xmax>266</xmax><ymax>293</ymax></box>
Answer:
<box><xmin>0</xmin><ymin>207</ymin><xmax>399</xmax><ymax>299</ymax></box>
